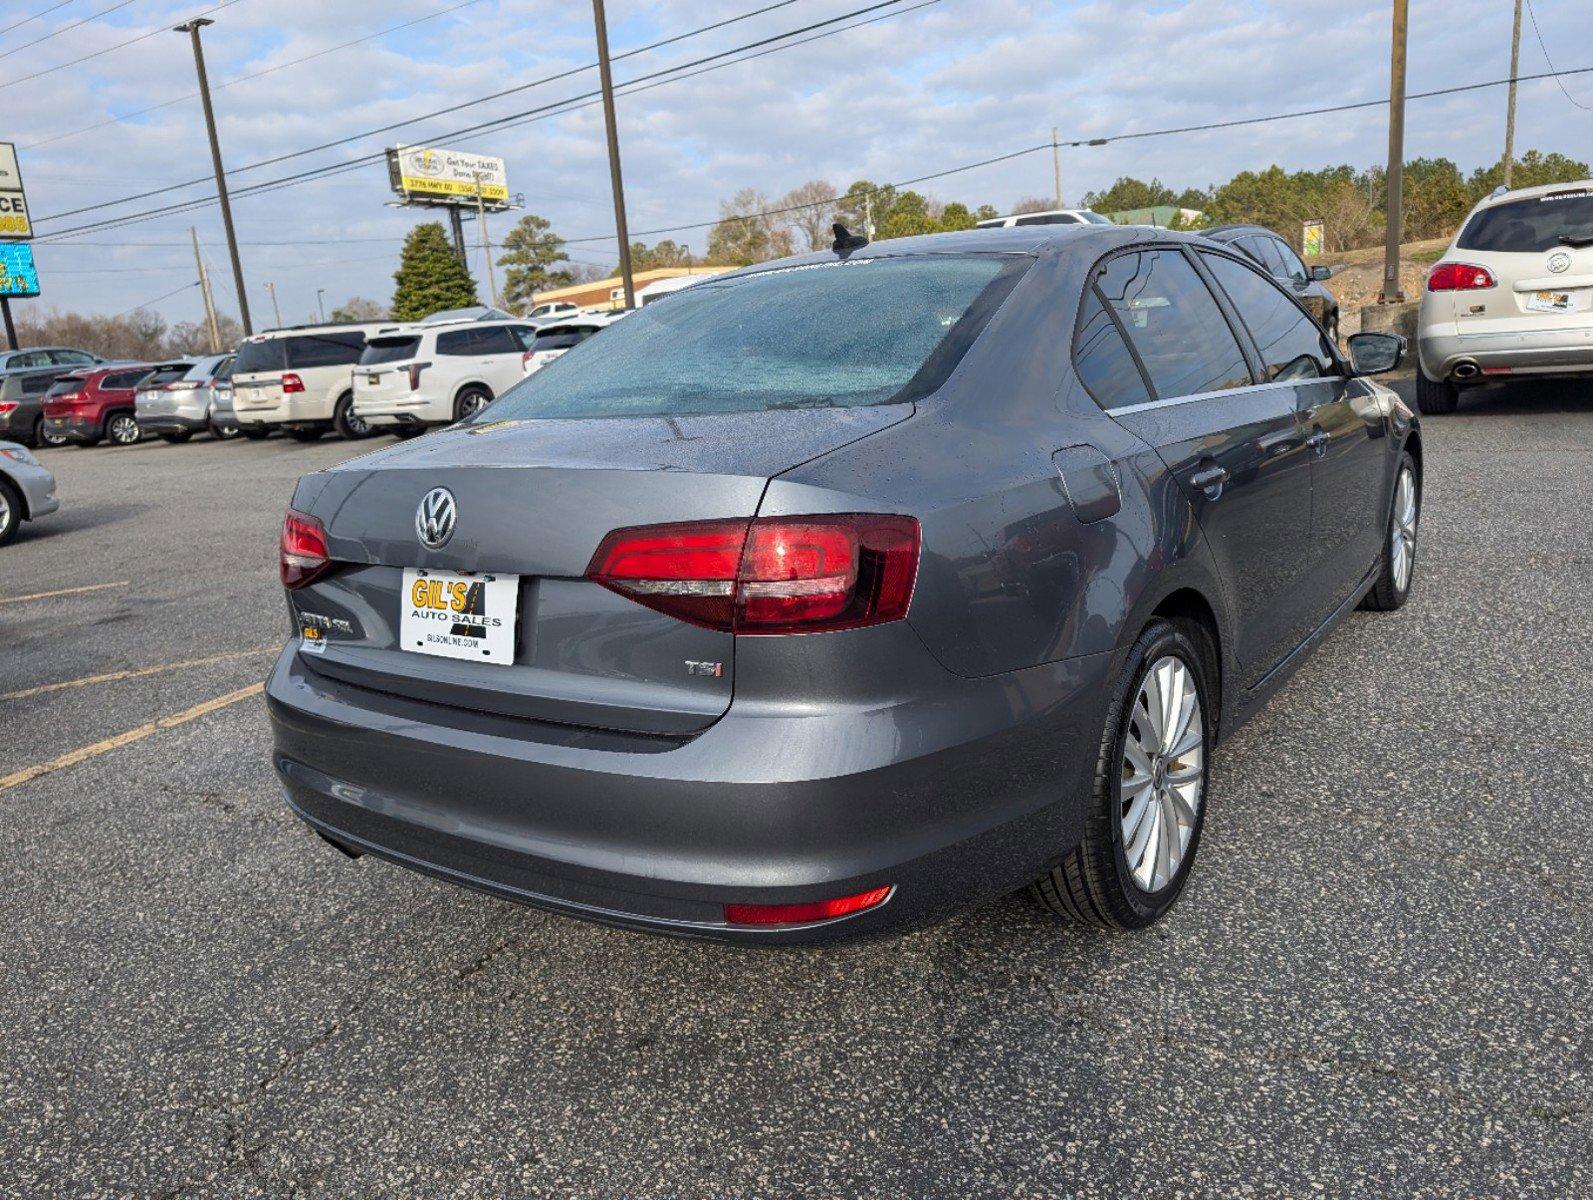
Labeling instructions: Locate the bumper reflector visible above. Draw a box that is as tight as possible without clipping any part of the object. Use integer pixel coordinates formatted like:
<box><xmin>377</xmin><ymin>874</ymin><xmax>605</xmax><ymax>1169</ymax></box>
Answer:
<box><xmin>723</xmin><ymin>886</ymin><xmax>892</xmax><ymax>926</ymax></box>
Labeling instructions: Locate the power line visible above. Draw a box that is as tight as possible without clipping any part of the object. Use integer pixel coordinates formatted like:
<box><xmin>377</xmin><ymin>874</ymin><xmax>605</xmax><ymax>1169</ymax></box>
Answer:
<box><xmin>32</xmin><ymin>0</ymin><xmax>814</xmax><ymax>222</ymax></box>
<box><xmin>1525</xmin><ymin>0</ymin><xmax>1592</xmax><ymax>111</ymax></box>
<box><xmin>0</xmin><ymin>0</ymin><xmax>144</xmax><ymax>61</ymax></box>
<box><xmin>0</xmin><ymin>0</ymin><xmax>246</xmax><ymax>91</ymax></box>
<box><xmin>0</xmin><ymin>2</ymin><xmax>77</xmax><ymax>40</ymax></box>
<box><xmin>21</xmin><ymin>0</ymin><xmax>490</xmax><ymax>150</ymax></box>
<box><xmin>109</xmin><ymin>280</ymin><xmax>201</xmax><ymax>319</ymax></box>
<box><xmin>33</xmin><ymin>0</ymin><xmax>913</xmax><ymax>238</ymax></box>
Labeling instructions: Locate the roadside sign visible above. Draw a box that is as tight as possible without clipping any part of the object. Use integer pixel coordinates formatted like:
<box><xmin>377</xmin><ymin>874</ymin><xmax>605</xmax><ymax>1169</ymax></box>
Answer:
<box><xmin>0</xmin><ymin>241</ymin><xmax>39</xmax><ymax>297</ymax></box>
<box><xmin>387</xmin><ymin>146</ymin><xmax>509</xmax><ymax>207</ymax></box>
<box><xmin>0</xmin><ymin>142</ymin><xmax>32</xmax><ymax>239</ymax></box>
<box><xmin>1302</xmin><ymin>219</ymin><xmax>1325</xmax><ymax>258</ymax></box>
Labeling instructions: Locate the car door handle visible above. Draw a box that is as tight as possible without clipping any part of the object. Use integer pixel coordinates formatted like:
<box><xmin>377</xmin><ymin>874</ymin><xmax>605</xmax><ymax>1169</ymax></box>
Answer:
<box><xmin>1305</xmin><ymin>430</ymin><xmax>1330</xmax><ymax>455</ymax></box>
<box><xmin>1189</xmin><ymin>465</ymin><xmax>1229</xmax><ymax>496</ymax></box>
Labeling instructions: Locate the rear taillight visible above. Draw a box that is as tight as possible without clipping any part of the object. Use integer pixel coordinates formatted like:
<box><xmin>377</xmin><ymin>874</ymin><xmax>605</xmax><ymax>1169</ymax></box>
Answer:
<box><xmin>280</xmin><ymin>372</ymin><xmax>306</xmax><ymax>394</ymax></box>
<box><xmin>723</xmin><ymin>886</ymin><xmax>892</xmax><ymax>926</ymax></box>
<box><xmin>280</xmin><ymin>508</ymin><xmax>330</xmax><ymax>589</ymax></box>
<box><xmin>1427</xmin><ymin>262</ymin><xmax>1496</xmax><ymax>291</ymax></box>
<box><xmin>406</xmin><ymin>362</ymin><xmax>430</xmax><ymax>391</ymax></box>
<box><xmin>0</xmin><ymin>402</ymin><xmax>16</xmax><ymax>415</ymax></box>
<box><xmin>586</xmin><ymin>513</ymin><xmax>920</xmax><ymax>635</ymax></box>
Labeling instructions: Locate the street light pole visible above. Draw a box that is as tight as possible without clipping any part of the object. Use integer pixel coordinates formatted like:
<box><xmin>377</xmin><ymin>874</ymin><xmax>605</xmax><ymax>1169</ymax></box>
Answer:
<box><xmin>316</xmin><ymin>289</ymin><xmax>326</xmax><ymax>323</ymax></box>
<box><xmin>1379</xmin><ymin>0</ymin><xmax>1409</xmax><ymax>304</ymax></box>
<box><xmin>1051</xmin><ymin>127</ymin><xmax>1062</xmax><ymax>208</ymax></box>
<box><xmin>590</xmin><ymin>0</ymin><xmax>635</xmax><ymax>309</ymax></box>
<box><xmin>1503</xmin><ymin>0</ymin><xmax>1523</xmax><ymax>188</ymax></box>
<box><xmin>175</xmin><ymin>17</ymin><xmax>252</xmax><ymax>335</ymax></box>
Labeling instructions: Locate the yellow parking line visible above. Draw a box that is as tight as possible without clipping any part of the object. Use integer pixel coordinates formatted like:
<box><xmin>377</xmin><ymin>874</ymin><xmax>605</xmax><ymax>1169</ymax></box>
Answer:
<box><xmin>0</xmin><ymin>683</ymin><xmax>264</xmax><ymax>794</ymax></box>
<box><xmin>0</xmin><ymin>647</ymin><xmax>278</xmax><ymax>703</ymax></box>
<box><xmin>0</xmin><ymin>581</ymin><xmax>130</xmax><ymax>606</ymax></box>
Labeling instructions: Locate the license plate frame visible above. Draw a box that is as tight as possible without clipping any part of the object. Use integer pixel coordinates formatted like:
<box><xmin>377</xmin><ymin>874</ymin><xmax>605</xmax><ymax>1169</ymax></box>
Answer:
<box><xmin>399</xmin><ymin>568</ymin><xmax>519</xmax><ymax>665</ymax></box>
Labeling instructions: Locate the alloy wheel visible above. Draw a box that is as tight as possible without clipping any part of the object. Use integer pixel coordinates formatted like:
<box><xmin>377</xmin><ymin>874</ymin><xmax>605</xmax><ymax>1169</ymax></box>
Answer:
<box><xmin>108</xmin><ymin>414</ymin><xmax>140</xmax><ymax>445</ymax></box>
<box><xmin>36</xmin><ymin>420</ymin><xmax>67</xmax><ymax>448</ymax></box>
<box><xmin>1391</xmin><ymin>467</ymin><xmax>1418</xmax><ymax>592</ymax></box>
<box><xmin>1120</xmin><ymin>655</ymin><xmax>1205</xmax><ymax>894</ymax></box>
<box><xmin>0</xmin><ymin>487</ymin><xmax>10</xmax><ymax>531</ymax></box>
<box><xmin>459</xmin><ymin>389</ymin><xmax>490</xmax><ymax>418</ymax></box>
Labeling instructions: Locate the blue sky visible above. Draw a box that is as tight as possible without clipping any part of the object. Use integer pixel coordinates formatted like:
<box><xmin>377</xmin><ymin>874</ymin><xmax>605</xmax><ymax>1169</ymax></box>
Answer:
<box><xmin>5</xmin><ymin>0</ymin><xmax>1592</xmax><ymax>327</ymax></box>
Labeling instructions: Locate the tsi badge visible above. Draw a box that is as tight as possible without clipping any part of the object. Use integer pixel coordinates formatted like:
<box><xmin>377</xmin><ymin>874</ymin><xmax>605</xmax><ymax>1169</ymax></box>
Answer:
<box><xmin>684</xmin><ymin>660</ymin><xmax>724</xmax><ymax>678</ymax></box>
<box><xmin>416</xmin><ymin>486</ymin><xmax>457</xmax><ymax>549</ymax></box>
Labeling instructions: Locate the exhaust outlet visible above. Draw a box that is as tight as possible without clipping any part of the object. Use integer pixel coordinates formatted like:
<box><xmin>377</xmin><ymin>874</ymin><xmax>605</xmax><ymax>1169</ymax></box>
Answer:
<box><xmin>1451</xmin><ymin>362</ymin><xmax>1480</xmax><ymax>380</ymax></box>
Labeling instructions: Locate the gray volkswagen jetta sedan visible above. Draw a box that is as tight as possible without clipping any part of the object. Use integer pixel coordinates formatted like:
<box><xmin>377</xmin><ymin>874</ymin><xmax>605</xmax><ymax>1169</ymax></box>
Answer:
<box><xmin>268</xmin><ymin>225</ymin><xmax>1420</xmax><ymax>944</ymax></box>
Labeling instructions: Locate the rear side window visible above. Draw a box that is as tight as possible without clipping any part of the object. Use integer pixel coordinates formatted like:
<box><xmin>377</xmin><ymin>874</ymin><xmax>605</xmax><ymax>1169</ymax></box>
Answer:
<box><xmin>22</xmin><ymin>373</ymin><xmax>55</xmax><ymax>394</ymax></box>
<box><xmin>1014</xmin><ymin>213</ymin><xmax>1077</xmax><ymax>226</ymax></box>
<box><xmin>1202</xmin><ymin>253</ymin><xmax>1334</xmax><ymax>382</ymax></box>
<box><xmin>1074</xmin><ymin>291</ymin><xmax>1151</xmax><ymax>410</ymax></box>
<box><xmin>361</xmin><ymin>336</ymin><xmax>422</xmax><ymax>365</ymax></box>
<box><xmin>509</xmin><ymin>326</ymin><xmax>539</xmax><ymax>350</ymax></box>
<box><xmin>288</xmin><ymin>332</ymin><xmax>365</xmax><ymax>368</ymax></box>
<box><xmin>437</xmin><ymin>326</ymin><xmax>523</xmax><ymax>356</ymax></box>
<box><xmin>1095</xmin><ymin>251</ymin><xmax>1252</xmax><ymax>399</ymax></box>
<box><xmin>1458</xmin><ymin>191</ymin><xmax>1593</xmax><ymax>252</ymax></box>
<box><xmin>234</xmin><ymin>338</ymin><xmax>287</xmax><ymax>373</ymax></box>
<box><xmin>51</xmin><ymin>349</ymin><xmax>96</xmax><ymax>365</ymax></box>
<box><xmin>1270</xmin><ymin>239</ymin><xmax>1309</xmax><ymax>283</ymax></box>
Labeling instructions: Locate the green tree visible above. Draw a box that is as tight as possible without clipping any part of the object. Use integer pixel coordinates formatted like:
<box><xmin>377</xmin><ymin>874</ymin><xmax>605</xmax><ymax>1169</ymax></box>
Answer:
<box><xmin>833</xmin><ymin>180</ymin><xmax>896</xmax><ymax>238</ymax></box>
<box><xmin>973</xmin><ymin>204</ymin><xmax>999</xmax><ymax>222</ymax></box>
<box><xmin>939</xmin><ymin>201</ymin><xmax>977</xmax><ymax>231</ymax></box>
<box><xmin>627</xmin><ymin>239</ymin><xmax>693</xmax><ymax>271</ymax></box>
<box><xmin>1402</xmin><ymin>158</ymin><xmax>1471</xmax><ymax>240</ymax></box>
<box><xmin>876</xmin><ymin>190</ymin><xmax>938</xmax><ymax>240</ymax></box>
<box><xmin>392</xmin><ymin>222</ymin><xmax>478</xmax><ymax>321</ymax></box>
<box><xmin>1468</xmin><ymin>149</ymin><xmax>1592</xmax><ymax>197</ymax></box>
<box><xmin>497</xmin><ymin>213</ymin><xmax>571</xmax><ymax>312</ymax></box>
<box><xmin>329</xmin><ymin>296</ymin><xmax>387</xmax><ymax>322</ymax></box>
<box><xmin>1083</xmin><ymin>177</ymin><xmax>1178</xmax><ymax>213</ymax></box>
<box><xmin>706</xmin><ymin>188</ymin><xmax>793</xmax><ymax>264</ymax></box>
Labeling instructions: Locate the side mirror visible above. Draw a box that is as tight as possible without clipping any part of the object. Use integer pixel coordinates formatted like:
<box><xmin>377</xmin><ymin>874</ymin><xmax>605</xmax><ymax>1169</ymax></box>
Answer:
<box><xmin>1346</xmin><ymin>331</ymin><xmax>1405</xmax><ymax>376</ymax></box>
<box><xmin>1310</xmin><ymin>265</ymin><xmax>1335</xmax><ymax>281</ymax></box>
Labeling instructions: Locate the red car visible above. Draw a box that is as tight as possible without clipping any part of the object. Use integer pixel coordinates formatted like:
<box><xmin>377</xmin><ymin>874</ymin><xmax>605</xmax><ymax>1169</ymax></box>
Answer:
<box><xmin>41</xmin><ymin>364</ymin><xmax>153</xmax><ymax>447</ymax></box>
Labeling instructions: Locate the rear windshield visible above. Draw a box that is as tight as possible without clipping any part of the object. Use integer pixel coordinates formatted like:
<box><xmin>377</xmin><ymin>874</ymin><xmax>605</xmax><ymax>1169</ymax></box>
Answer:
<box><xmin>234</xmin><ymin>338</ymin><xmax>287</xmax><ymax>373</ymax></box>
<box><xmin>46</xmin><ymin>377</ymin><xmax>85</xmax><ymax>396</ymax></box>
<box><xmin>1457</xmin><ymin>190</ymin><xmax>1593</xmax><ymax>252</ymax></box>
<box><xmin>145</xmin><ymin>365</ymin><xmax>193</xmax><ymax>387</ymax></box>
<box><xmin>484</xmin><ymin>255</ymin><xmax>1025</xmax><ymax>421</ymax></box>
<box><xmin>360</xmin><ymin>336</ymin><xmax>421</xmax><ymax>366</ymax></box>
<box><xmin>531</xmin><ymin>327</ymin><xmax>599</xmax><ymax>351</ymax></box>
<box><xmin>287</xmin><ymin>332</ymin><xmax>365</xmax><ymax>368</ymax></box>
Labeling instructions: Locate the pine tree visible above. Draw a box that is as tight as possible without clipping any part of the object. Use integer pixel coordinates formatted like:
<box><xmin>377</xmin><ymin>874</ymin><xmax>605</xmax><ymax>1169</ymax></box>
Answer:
<box><xmin>391</xmin><ymin>222</ymin><xmax>478</xmax><ymax>321</ymax></box>
<box><xmin>497</xmin><ymin>213</ymin><xmax>573</xmax><ymax>312</ymax></box>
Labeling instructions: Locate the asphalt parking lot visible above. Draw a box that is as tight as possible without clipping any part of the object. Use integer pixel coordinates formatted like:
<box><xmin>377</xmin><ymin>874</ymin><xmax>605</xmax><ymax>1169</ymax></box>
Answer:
<box><xmin>1</xmin><ymin>380</ymin><xmax>1588</xmax><ymax>1199</ymax></box>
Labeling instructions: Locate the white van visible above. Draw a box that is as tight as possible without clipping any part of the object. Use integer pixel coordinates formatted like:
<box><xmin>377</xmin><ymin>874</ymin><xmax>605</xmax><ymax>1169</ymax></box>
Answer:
<box><xmin>230</xmin><ymin>322</ymin><xmax>389</xmax><ymax>441</ymax></box>
<box><xmin>352</xmin><ymin>318</ymin><xmax>542</xmax><ymax>433</ymax></box>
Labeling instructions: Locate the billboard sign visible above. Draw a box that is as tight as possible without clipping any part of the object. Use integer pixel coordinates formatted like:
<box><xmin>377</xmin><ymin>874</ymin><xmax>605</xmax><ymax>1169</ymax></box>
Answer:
<box><xmin>387</xmin><ymin>146</ymin><xmax>509</xmax><ymax>206</ymax></box>
<box><xmin>0</xmin><ymin>241</ymin><xmax>40</xmax><ymax>297</ymax></box>
<box><xmin>0</xmin><ymin>142</ymin><xmax>32</xmax><ymax>239</ymax></box>
<box><xmin>1302</xmin><ymin>218</ymin><xmax>1325</xmax><ymax>258</ymax></box>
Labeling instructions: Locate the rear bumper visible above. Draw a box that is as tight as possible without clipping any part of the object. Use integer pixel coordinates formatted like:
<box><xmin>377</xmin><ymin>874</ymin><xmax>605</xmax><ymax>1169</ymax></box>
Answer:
<box><xmin>351</xmin><ymin>395</ymin><xmax>444</xmax><ymax>425</ymax></box>
<box><xmin>41</xmin><ymin>415</ymin><xmax>101</xmax><ymax>443</ymax></box>
<box><xmin>138</xmin><ymin>413</ymin><xmax>208</xmax><ymax>435</ymax></box>
<box><xmin>266</xmin><ymin>641</ymin><xmax>1114</xmax><ymax>945</ymax></box>
<box><xmin>234</xmin><ymin>397</ymin><xmax>332</xmax><ymax>426</ymax></box>
<box><xmin>1419</xmin><ymin>322</ymin><xmax>1593</xmax><ymax>380</ymax></box>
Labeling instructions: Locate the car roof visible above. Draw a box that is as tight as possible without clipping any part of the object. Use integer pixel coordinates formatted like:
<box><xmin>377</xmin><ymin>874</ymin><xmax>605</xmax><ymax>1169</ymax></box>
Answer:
<box><xmin>1475</xmin><ymin>178</ymin><xmax>1593</xmax><ymax>209</ymax></box>
<box><xmin>1200</xmin><ymin>224</ymin><xmax>1276</xmax><ymax>239</ymax></box>
<box><xmin>248</xmin><ymin>321</ymin><xmax>389</xmax><ymax>340</ymax></box>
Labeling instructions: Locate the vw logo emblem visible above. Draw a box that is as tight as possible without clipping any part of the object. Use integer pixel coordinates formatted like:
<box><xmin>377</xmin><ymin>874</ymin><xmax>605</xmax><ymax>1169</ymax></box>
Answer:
<box><xmin>415</xmin><ymin>487</ymin><xmax>457</xmax><ymax>549</ymax></box>
<box><xmin>1548</xmin><ymin>251</ymin><xmax>1572</xmax><ymax>274</ymax></box>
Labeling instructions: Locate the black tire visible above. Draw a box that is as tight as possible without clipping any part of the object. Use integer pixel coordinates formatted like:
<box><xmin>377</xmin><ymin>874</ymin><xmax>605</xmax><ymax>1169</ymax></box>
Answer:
<box><xmin>1416</xmin><ymin>365</ymin><xmax>1459</xmax><ymax>415</ymax></box>
<box><xmin>1361</xmin><ymin>451</ymin><xmax>1420</xmax><ymax>612</ymax></box>
<box><xmin>160</xmin><ymin>430</ymin><xmax>194</xmax><ymax>444</ymax></box>
<box><xmin>453</xmin><ymin>385</ymin><xmax>492</xmax><ymax>422</ymax></box>
<box><xmin>210</xmin><ymin>421</ymin><xmax>241</xmax><ymax>440</ymax></box>
<box><xmin>1032</xmin><ymin>618</ymin><xmax>1215</xmax><ymax>930</ymax></box>
<box><xmin>241</xmin><ymin>425</ymin><xmax>271</xmax><ymax>440</ymax></box>
<box><xmin>333</xmin><ymin>392</ymin><xmax>373</xmax><ymax>440</ymax></box>
<box><xmin>287</xmin><ymin>426</ymin><xmax>326</xmax><ymax>443</ymax></box>
<box><xmin>0</xmin><ymin>476</ymin><xmax>21</xmax><ymax>545</ymax></box>
<box><xmin>34</xmin><ymin>417</ymin><xmax>68</xmax><ymax>449</ymax></box>
<box><xmin>105</xmin><ymin>411</ymin><xmax>141</xmax><ymax>445</ymax></box>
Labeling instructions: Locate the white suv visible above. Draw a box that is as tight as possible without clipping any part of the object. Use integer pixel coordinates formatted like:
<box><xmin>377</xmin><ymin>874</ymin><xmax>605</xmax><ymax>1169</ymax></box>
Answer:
<box><xmin>1417</xmin><ymin>180</ymin><xmax>1593</xmax><ymax>413</ymax></box>
<box><xmin>975</xmin><ymin>208</ymin><xmax>1114</xmax><ymax>228</ymax></box>
<box><xmin>351</xmin><ymin>318</ymin><xmax>542</xmax><ymax>433</ymax></box>
<box><xmin>231</xmin><ymin>323</ymin><xmax>388</xmax><ymax>440</ymax></box>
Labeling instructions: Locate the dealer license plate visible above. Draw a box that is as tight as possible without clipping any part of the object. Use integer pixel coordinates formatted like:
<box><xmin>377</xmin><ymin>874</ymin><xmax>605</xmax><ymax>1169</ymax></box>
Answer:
<box><xmin>399</xmin><ymin>568</ymin><xmax>519</xmax><ymax>664</ymax></box>
<box><xmin>1527</xmin><ymin>290</ymin><xmax>1576</xmax><ymax>313</ymax></box>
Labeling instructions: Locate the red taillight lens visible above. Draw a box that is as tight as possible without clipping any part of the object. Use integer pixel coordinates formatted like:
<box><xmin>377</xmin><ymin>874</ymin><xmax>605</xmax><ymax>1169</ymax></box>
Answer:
<box><xmin>279</xmin><ymin>508</ymin><xmax>330</xmax><ymax>589</ymax></box>
<box><xmin>405</xmin><ymin>362</ymin><xmax>428</xmax><ymax>391</ymax></box>
<box><xmin>280</xmin><ymin>372</ymin><xmax>306</xmax><ymax>394</ymax></box>
<box><xmin>586</xmin><ymin>514</ymin><xmax>920</xmax><ymax>635</ymax></box>
<box><xmin>1427</xmin><ymin>262</ymin><xmax>1496</xmax><ymax>291</ymax></box>
<box><xmin>0</xmin><ymin>402</ymin><xmax>16</xmax><ymax>415</ymax></box>
<box><xmin>723</xmin><ymin>886</ymin><xmax>892</xmax><ymax>926</ymax></box>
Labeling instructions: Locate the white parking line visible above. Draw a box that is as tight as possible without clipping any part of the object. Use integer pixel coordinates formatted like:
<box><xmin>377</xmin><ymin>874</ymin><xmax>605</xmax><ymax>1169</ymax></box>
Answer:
<box><xmin>0</xmin><ymin>581</ymin><xmax>130</xmax><ymax>605</ymax></box>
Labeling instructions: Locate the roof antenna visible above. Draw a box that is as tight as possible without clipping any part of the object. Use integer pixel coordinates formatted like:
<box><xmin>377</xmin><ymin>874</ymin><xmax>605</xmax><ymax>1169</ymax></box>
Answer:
<box><xmin>831</xmin><ymin>222</ymin><xmax>869</xmax><ymax>257</ymax></box>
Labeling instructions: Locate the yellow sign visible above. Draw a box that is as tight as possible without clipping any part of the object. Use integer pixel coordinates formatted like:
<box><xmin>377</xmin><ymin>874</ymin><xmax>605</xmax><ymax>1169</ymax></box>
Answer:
<box><xmin>397</xmin><ymin>174</ymin><xmax>509</xmax><ymax>202</ymax></box>
<box><xmin>388</xmin><ymin>146</ymin><xmax>509</xmax><ymax>206</ymax></box>
<box><xmin>0</xmin><ymin>142</ymin><xmax>31</xmax><ymax>238</ymax></box>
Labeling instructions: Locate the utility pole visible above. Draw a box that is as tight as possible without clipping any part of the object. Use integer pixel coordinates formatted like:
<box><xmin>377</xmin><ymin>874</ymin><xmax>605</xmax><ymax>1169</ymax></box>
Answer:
<box><xmin>591</xmin><ymin>0</ymin><xmax>635</xmax><ymax>309</ymax></box>
<box><xmin>190</xmin><ymin>226</ymin><xmax>221</xmax><ymax>352</ymax></box>
<box><xmin>176</xmin><ymin>18</ymin><xmax>251</xmax><ymax>335</ymax></box>
<box><xmin>264</xmin><ymin>281</ymin><xmax>282</xmax><ymax>327</ymax></box>
<box><xmin>1379</xmin><ymin>0</ymin><xmax>1409</xmax><ymax>304</ymax></box>
<box><xmin>1503</xmin><ymin>0</ymin><xmax>1524</xmax><ymax>188</ymax></box>
<box><xmin>316</xmin><ymin>289</ymin><xmax>326</xmax><ymax>323</ymax></box>
<box><xmin>1</xmin><ymin>298</ymin><xmax>15</xmax><ymax>351</ymax></box>
<box><xmin>475</xmin><ymin>174</ymin><xmax>499</xmax><ymax>308</ymax></box>
<box><xmin>1052</xmin><ymin>127</ymin><xmax>1062</xmax><ymax>207</ymax></box>
<box><xmin>448</xmin><ymin>207</ymin><xmax>468</xmax><ymax>264</ymax></box>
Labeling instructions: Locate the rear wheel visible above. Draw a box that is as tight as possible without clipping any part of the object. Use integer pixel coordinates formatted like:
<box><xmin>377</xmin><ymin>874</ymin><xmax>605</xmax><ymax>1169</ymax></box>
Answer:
<box><xmin>333</xmin><ymin>392</ymin><xmax>372</xmax><ymax>440</ymax></box>
<box><xmin>34</xmin><ymin>418</ymin><xmax>68</xmax><ymax>448</ymax></box>
<box><xmin>209</xmin><ymin>420</ymin><xmax>241</xmax><ymax>440</ymax></box>
<box><xmin>0</xmin><ymin>477</ymin><xmax>20</xmax><ymax>545</ymax></box>
<box><xmin>160</xmin><ymin>430</ymin><xmax>194</xmax><ymax>444</ymax></box>
<box><xmin>1416</xmin><ymin>366</ymin><xmax>1459</xmax><ymax>414</ymax></box>
<box><xmin>453</xmin><ymin>385</ymin><xmax>492</xmax><ymax>422</ymax></box>
<box><xmin>105</xmin><ymin>411</ymin><xmax>141</xmax><ymax>445</ymax></box>
<box><xmin>1361</xmin><ymin>453</ymin><xmax>1420</xmax><ymax>611</ymax></box>
<box><xmin>1032</xmin><ymin>618</ymin><xmax>1213</xmax><ymax>930</ymax></box>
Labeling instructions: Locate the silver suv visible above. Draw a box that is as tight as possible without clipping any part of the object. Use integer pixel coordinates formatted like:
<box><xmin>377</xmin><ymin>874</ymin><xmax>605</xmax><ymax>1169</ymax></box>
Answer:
<box><xmin>1417</xmin><ymin>180</ymin><xmax>1593</xmax><ymax>413</ymax></box>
